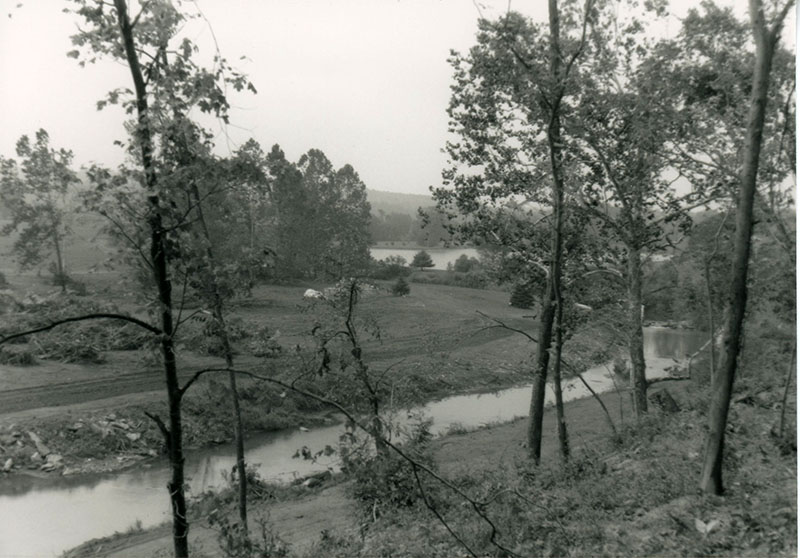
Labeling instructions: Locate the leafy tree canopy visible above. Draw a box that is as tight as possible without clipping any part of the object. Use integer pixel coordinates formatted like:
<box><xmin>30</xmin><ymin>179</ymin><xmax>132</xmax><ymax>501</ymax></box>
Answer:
<box><xmin>0</xmin><ymin>129</ymin><xmax>79</xmax><ymax>275</ymax></box>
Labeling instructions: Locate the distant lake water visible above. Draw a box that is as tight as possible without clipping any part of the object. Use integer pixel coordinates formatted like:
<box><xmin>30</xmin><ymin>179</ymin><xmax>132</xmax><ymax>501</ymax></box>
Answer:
<box><xmin>370</xmin><ymin>247</ymin><xmax>479</xmax><ymax>270</ymax></box>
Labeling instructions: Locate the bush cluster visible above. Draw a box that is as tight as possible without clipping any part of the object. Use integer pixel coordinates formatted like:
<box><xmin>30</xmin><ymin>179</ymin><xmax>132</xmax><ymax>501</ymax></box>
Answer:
<box><xmin>509</xmin><ymin>281</ymin><xmax>539</xmax><ymax>309</ymax></box>
<box><xmin>0</xmin><ymin>346</ymin><xmax>36</xmax><ymax>365</ymax></box>
<box><xmin>177</xmin><ymin>315</ymin><xmax>252</xmax><ymax>357</ymax></box>
<box><xmin>410</xmin><ymin>270</ymin><xmax>489</xmax><ymax>289</ymax></box>
<box><xmin>450</xmin><ymin>254</ymin><xmax>481</xmax><ymax>273</ymax></box>
<box><xmin>341</xmin><ymin>418</ymin><xmax>437</xmax><ymax>518</ymax></box>
<box><xmin>391</xmin><ymin>277</ymin><xmax>410</xmax><ymax>296</ymax></box>
<box><xmin>0</xmin><ymin>295</ymin><xmax>153</xmax><ymax>363</ymax></box>
<box><xmin>368</xmin><ymin>255</ymin><xmax>412</xmax><ymax>280</ymax></box>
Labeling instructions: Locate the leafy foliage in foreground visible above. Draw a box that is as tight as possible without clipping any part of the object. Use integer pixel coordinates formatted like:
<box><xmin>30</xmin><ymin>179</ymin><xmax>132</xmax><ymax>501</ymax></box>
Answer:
<box><xmin>341</xmin><ymin>417</ymin><xmax>438</xmax><ymax>519</ymax></box>
<box><xmin>309</xmin><ymin>373</ymin><xmax>795</xmax><ymax>557</ymax></box>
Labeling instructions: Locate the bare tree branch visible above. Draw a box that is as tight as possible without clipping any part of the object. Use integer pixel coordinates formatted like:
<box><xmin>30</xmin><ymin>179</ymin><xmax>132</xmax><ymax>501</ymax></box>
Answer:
<box><xmin>0</xmin><ymin>313</ymin><xmax>161</xmax><ymax>345</ymax></box>
<box><xmin>219</xmin><ymin>367</ymin><xmax>524</xmax><ymax>558</ymax></box>
<box><xmin>475</xmin><ymin>310</ymin><xmax>539</xmax><ymax>344</ymax></box>
<box><xmin>411</xmin><ymin>465</ymin><xmax>479</xmax><ymax>558</ymax></box>
<box><xmin>144</xmin><ymin>410</ymin><xmax>170</xmax><ymax>443</ymax></box>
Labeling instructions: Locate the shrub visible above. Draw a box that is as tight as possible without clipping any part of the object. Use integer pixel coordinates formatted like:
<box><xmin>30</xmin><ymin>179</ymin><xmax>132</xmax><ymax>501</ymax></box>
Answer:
<box><xmin>32</xmin><ymin>330</ymin><xmax>105</xmax><ymax>363</ymax></box>
<box><xmin>391</xmin><ymin>277</ymin><xmax>410</xmax><ymax>296</ymax></box>
<box><xmin>179</xmin><ymin>315</ymin><xmax>252</xmax><ymax>357</ymax></box>
<box><xmin>458</xmin><ymin>270</ymin><xmax>489</xmax><ymax>289</ymax></box>
<box><xmin>509</xmin><ymin>282</ymin><xmax>538</xmax><ymax>309</ymax></box>
<box><xmin>0</xmin><ymin>346</ymin><xmax>36</xmax><ymax>365</ymax></box>
<box><xmin>368</xmin><ymin>256</ymin><xmax>411</xmax><ymax>280</ymax></box>
<box><xmin>452</xmin><ymin>254</ymin><xmax>481</xmax><ymax>273</ymax></box>
<box><xmin>409</xmin><ymin>270</ymin><xmax>489</xmax><ymax>289</ymax></box>
<box><xmin>248</xmin><ymin>325</ymin><xmax>283</xmax><ymax>358</ymax></box>
<box><xmin>208</xmin><ymin>510</ymin><xmax>289</xmax><ymax>558</ymax></box>
<box><xmin>341</xmin><ymin>417</ymin><xmax>437</xmax><ymax>517</ymax></box>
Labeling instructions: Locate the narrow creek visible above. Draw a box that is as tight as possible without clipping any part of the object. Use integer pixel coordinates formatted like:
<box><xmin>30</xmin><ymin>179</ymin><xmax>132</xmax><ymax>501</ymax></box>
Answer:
<box><xmin>0</xmin><ymin>327</ymin><xmax>703</xmax><ymax>557</ymax></box>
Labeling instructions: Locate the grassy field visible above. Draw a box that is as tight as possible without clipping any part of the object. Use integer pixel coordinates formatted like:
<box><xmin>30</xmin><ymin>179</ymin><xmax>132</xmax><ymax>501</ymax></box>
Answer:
<box><xmin>0</xmin><ymin>267</ymin><xmax>545</xmax><ymax>476</ymax></box>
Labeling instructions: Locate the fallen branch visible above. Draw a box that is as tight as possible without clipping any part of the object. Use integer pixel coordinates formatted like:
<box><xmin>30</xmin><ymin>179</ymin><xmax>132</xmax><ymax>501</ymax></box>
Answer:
<box><xmin>0</xmin><ymin>313</ymin><xmax>162</xmax><ymax>345</ymax></box>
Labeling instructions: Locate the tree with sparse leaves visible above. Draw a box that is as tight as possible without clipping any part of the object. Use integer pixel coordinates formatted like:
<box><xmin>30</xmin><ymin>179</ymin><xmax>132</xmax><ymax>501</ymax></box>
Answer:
<box><xmin>0</xmin><ymin>129</ymin><xmax>79</xmax><ymax>288</ymax></box>
<box><xmin>435</xmin><ymin>0</ymin><xmax>602</xmax><ymax>463</ymax></box>
<box><xmin>695</xmin><ymin>0</ymin><xmax>795</xmax><ymax>496</ymax></box>
<box><xmin>66</xmin><ymin>1</ymin><xmax>256</xmax><ymax>555</ymax></box>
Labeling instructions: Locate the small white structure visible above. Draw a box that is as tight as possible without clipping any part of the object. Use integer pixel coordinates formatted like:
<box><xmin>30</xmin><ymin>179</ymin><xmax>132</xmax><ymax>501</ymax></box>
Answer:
<box><xmin>303</xmin><ymin>289</ymin><xmax>324</xmax><ymax>299</ymax></box>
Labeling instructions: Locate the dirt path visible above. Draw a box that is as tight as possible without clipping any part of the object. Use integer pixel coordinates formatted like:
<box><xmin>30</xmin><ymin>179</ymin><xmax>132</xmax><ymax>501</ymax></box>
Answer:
<box><xmin>0</xmin><ymin>353</ymin><xmax>261</xmax><ymax>415</ymax></box>
<box><xmin>81</xmin><ymin>381</ymin><xmax>650</xmax><ymax>557</ymax></box>
<box><xmin>88</xmin><ymin>484</ymin><xmax>357</xmax><ymax>558</ymax></box>
<box><xmin>0</xmin><ymin>328</ymin><xmax>519</xmax><ymax>416</ymax></box>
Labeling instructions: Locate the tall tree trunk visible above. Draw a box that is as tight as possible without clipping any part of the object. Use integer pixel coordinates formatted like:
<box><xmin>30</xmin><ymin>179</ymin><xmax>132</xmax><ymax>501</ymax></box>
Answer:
<box><xmin>52</xmin><ymin>227</ymin><xmax>66</xmax><ymax>292</ymax></box>
<box><xmin>368</xmin><ymin>385</ymin><xmax>388</xmax><ymax>457</ymax></box>
<box><xmin>778</xmin><ymin>341</ymin><xmax>796</xmax><ymax>439</ymax></box>
<box><xmin>703</xmin><ymin>261</ymin><xmax>716</xmax><ymax>383</ymax></box>
<box><xmin>553</xmin><ymin>293</ymin><xmax>569</xmax><ymax>461</ymax></box>
<box><xmin>699</xmin><ymin>0</ymin><xmax>788</xmax><ymax>495</ymax></box>
<box><xmin>528</xmin><ymin>280</ymin><xmax>556</xmax><ymax>463</ymax></box>
<box><xmin>113</xmin><ymin>1</ymin><xmax>188</xmax><ymax>554</ymax></box>
<box><xmin>527</xmin><ymin>0</ymin><xmax>567</xmax><ymax>463</ymax></box>
<box><xmin>190</xmin><ymin>183</ymin><xmax>248</xmax><ymax>534</ymax></box>
<box><xmin>627</xmin><ymin>244</ymin><xmax>648</xmax><ymax>416</ymax></box>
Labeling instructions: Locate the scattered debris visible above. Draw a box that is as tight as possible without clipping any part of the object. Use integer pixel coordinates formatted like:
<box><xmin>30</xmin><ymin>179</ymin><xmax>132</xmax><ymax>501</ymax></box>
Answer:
<box><xmin>27</xmin><ymin>432</ymin><xmax>50</xmax><ymax>456</ymax></box>
<box><xmin>291</xmin><ymin>469</ymin><xmax>332</xmax><ymax>488</ymax></box>
<box><xmin>694</xmin><ymin>518</ymin><xmax>720</xmax><ymax>537</ymax></box>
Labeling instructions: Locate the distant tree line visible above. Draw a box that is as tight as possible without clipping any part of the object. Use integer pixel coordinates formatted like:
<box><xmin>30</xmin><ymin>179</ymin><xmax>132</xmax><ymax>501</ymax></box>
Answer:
<box><xmin>1</xmin><ymin>138</ymin><xmax>374</xmax><ymax>283</ymax></box>
<box><xmin>369</xmin><ymin>207</ymin><xmax>450</xmax><ymax>246</ymax></box>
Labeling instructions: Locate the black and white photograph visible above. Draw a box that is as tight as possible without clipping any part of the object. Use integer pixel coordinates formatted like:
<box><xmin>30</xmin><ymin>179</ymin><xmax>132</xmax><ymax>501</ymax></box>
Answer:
<box><xmin>0</xmin><ymin>0</ymin><xmax>796</xmax><ymax>556</ymax></box>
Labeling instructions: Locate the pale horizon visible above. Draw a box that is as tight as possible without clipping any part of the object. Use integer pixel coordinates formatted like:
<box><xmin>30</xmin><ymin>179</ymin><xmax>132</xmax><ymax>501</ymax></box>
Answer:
<box><xmin>1</xmin><ymin>0</ymin><xmax>793</xmax><ymax>196</ymax></box>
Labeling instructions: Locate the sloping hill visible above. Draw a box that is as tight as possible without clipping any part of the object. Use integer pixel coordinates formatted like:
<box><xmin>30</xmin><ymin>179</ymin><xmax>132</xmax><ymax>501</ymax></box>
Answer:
<box><xmin>366</xmin><ymin>189</ymin><xmax>433</xmax><ymax>217</ymax></box>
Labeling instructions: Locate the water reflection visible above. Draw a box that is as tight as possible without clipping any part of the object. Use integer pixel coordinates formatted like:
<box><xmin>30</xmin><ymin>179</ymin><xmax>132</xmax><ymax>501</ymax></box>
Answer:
<box><xmin>369</xmin><ymin>247</ymin><xmax>479</xmax><ymax>270</ymax></box>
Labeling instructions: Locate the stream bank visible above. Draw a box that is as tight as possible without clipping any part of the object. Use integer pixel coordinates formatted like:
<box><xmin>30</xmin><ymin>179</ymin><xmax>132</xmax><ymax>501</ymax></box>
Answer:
<box><xmin>69</xmin><ymin>378</ymin><xmax>714</xmax><ymax>558</ymax></box>
<box><xmin>1</xmin><ymin>327</ymin><xmax>703</xmax><ymax>556</ymax></box>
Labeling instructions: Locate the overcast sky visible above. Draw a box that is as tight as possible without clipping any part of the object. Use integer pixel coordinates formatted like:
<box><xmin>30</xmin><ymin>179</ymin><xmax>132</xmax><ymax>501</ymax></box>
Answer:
<box><xmin>0</xmin><ymin>1</ymin><xmax>794</xmax><ymax>195</ymax></box>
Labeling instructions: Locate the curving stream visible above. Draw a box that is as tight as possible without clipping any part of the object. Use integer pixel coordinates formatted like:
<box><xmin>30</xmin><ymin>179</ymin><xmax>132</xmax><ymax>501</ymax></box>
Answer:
<box><xmin>0</xmin><ymin>327</ymin><xmax>703</xmax><ymax>557</ymax></box>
